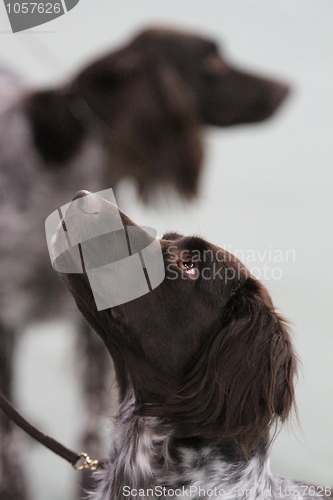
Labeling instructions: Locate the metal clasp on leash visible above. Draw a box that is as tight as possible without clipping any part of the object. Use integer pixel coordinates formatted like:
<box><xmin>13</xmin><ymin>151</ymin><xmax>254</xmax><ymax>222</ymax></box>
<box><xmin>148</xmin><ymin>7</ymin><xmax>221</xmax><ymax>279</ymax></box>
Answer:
<box><xmin>72</xmin><ymin>452</ymin><xmax>100</xmax><ymax>471</ymax></box>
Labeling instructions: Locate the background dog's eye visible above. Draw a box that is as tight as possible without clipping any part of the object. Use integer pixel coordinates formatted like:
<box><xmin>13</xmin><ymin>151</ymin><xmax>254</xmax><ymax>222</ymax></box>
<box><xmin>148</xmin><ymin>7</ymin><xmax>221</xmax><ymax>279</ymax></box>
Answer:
<box><xmin>178</xmin><ymin>259</ymin><xmax>196</xmax><ymax>275</ymax></box>
<box><xmin>202</xmin><ymin>55</ymin><xmax>229</xmax><ymax>76</ymax></box>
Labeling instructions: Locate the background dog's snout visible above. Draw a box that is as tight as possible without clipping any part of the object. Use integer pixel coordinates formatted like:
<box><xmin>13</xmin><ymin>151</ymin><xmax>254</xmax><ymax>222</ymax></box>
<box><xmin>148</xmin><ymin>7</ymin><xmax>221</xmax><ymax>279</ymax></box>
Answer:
<box><xmin>72</xmin><ymin>189</ymin><xmax>92</xmax><ymax>201</ymax></box>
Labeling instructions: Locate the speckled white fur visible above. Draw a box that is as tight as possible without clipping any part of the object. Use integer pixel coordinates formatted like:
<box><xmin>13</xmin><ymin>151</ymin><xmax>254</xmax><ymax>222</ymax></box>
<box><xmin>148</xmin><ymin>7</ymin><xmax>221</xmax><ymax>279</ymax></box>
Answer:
<box><xmin>88</xmin><ymin>392</ymin><xmax>329</xmax><ymax>500</ymax></box>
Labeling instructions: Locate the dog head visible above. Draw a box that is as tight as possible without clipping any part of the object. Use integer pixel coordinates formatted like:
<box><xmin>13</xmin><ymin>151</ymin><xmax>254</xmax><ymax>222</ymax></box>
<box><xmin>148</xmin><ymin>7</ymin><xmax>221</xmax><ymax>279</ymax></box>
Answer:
<box><xmin>52</xmin><ymin>190</ymin><xmax>296</xmax><ymax>455</ymax></box>
<box><xmin>29</xmin><ymin>27</ymin><xmax>289</xmax><ymax>201</ymax></box>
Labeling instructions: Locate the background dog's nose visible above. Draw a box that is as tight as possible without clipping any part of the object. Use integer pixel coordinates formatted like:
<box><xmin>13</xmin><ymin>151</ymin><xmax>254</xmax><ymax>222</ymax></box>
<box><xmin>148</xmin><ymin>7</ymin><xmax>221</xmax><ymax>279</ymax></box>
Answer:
<box><xmin>271</xmin><ymin>81</ymin><xmax>290</xmax><ymax>107</ymax></box>
<box><xmin>72</xmin><ymin>190</ymin><xmax>92</xmax><ymax>201</ymax></box>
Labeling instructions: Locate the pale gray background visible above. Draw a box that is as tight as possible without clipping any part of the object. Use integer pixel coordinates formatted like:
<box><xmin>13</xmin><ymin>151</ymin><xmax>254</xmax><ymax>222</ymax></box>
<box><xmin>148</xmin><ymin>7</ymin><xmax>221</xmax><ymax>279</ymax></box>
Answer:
<box><xmin>0</xmin><ymin>1</ymin><xmax>332</xmax><ymax>498</ymax></box>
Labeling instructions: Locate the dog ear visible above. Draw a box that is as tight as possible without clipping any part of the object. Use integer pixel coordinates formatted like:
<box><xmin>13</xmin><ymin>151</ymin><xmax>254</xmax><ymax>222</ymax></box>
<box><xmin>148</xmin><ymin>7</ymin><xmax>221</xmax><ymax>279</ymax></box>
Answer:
<box><xmin>168</xmin><ymin>278</ymin><xmax>297</xmax><ymax>454</ymax></box>
<box><xmin>132</xmin><ymin>63</ymin><xmax>203</xmax><ymax>200</ymax></box>
<box><xmin>25</xmin><ymin>90</ymin><xmax>85</xmax><ymax>164</ymax></box>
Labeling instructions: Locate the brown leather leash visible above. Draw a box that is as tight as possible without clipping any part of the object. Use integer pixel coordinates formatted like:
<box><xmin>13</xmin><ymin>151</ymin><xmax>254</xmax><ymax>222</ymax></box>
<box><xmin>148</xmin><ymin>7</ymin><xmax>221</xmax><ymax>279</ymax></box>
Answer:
<box><xmin>0</xmin><ymin>387</ymin><xmax>164</xmax><ymax>472</ymax></box>
<box><xmin>0</xmin><ymin>391</ymin><xmax>104</xmax><ymax>471</ymax></box>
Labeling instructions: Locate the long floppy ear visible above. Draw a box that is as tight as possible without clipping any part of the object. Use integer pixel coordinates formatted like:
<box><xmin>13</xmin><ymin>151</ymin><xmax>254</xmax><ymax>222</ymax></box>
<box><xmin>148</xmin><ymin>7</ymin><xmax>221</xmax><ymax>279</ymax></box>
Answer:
<box><xmin>25</xmin><ymin>89</ymin><xmax>86</xmax><ymax>164</ymax></box>
<box><xmin>131</xmin><ymin>63</ymin><xmax>203</xmax><ymax>200</ymax></box>
<box><xmin>168</xmin><ymin>278</ymin><xmax>297</xmax><ymax>454</ymax></box>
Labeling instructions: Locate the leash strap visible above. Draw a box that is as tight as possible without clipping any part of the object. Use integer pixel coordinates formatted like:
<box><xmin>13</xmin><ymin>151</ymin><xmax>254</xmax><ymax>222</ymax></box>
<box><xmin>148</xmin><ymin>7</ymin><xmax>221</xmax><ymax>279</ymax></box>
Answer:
<box><xmin>0</xmin><ymin>392</ymin><xmax>103</xmax><ymax>471</ymax></box>
<box><xmin>0</xmin><ymin>391</ymin><xmax>162</xmax><ymax>470</ymax></box>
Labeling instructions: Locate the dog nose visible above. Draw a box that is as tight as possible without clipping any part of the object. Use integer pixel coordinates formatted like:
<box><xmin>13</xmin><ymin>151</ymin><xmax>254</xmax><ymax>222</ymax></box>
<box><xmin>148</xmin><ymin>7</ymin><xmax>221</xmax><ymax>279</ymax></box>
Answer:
<box><xmin>72</xmin><ymin>190</ymin><xmax>99</xmax><ymax>214</ymax></box>
<box><xmin>271</xmin><ymin>81</ymin><xmax>290</xmax><ymax>107</ymax></box>
<box><xmin>72</xmin><ymin>190</ymin><xmax>91</xmax><ymax>201</ymax></box>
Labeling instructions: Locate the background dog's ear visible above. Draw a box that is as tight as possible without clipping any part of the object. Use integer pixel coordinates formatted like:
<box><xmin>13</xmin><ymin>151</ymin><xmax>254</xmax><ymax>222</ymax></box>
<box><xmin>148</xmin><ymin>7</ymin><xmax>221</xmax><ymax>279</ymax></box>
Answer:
<box><xmin>168</xmin><ymin>278</ymin><xmax>297</xmax><ymax>454</ymax></box>
<box><xmin>25</xmin><ymin>90</ymin><xmax>85</xmax><ymax>164</ymax></box>
<box><xmin>129</xmin><ymin>63</ymin><xmax>203</xmax><ymax>200</ymax></box>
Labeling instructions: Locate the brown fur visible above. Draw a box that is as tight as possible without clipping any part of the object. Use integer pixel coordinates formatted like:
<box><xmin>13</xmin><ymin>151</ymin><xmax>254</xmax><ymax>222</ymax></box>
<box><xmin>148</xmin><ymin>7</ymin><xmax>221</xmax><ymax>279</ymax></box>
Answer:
<box><xmin>52</xmin><ymin>193</ymin><xmax>333</xmax><ymax>500</ymax></box>
<box><xmin>56</xmin><ymin>193</ymin><xmax>296</xmax><ymax>458</ymax></box>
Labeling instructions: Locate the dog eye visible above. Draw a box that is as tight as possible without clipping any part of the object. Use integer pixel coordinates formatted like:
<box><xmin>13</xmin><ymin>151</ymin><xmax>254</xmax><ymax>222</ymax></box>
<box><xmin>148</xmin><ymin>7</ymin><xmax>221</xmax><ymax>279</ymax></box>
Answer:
<box><xmin>178</xmin><ymin>259</ymin><xmax>196</xmax><ymax>275</ymax></box>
